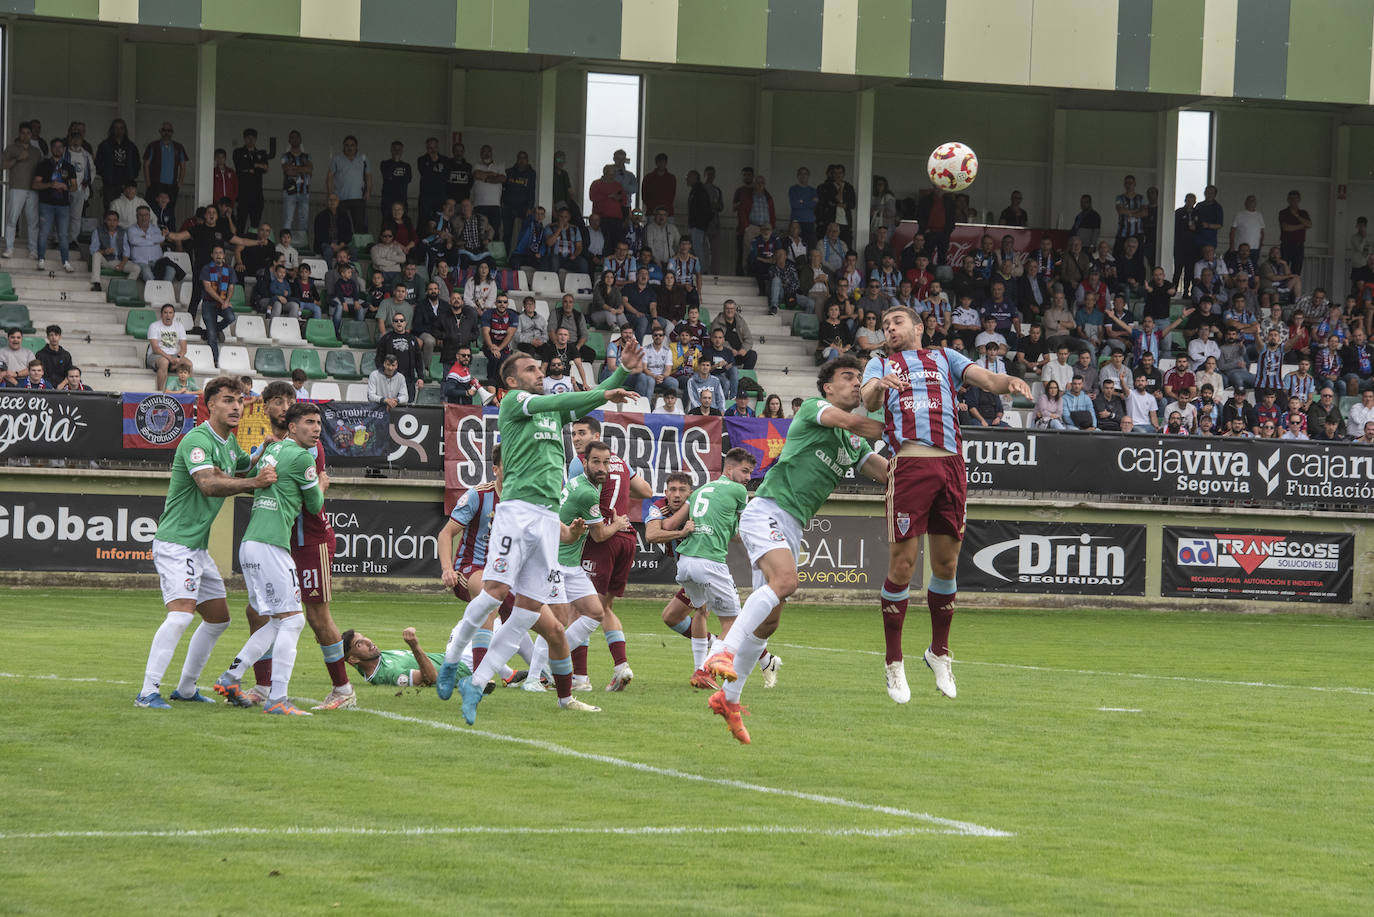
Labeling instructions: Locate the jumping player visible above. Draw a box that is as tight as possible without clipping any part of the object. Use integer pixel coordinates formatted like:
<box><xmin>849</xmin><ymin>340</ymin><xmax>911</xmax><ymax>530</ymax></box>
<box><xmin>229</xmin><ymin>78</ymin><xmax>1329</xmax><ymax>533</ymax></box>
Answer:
<box><xmin>136</xmin><ymin>375</ymin><xmax>275</xmax><ymax>709</ymax></box>
<box><xmin>548</xmin><ymin>440</ymin><xmax>634</xmax><ymax>694</ymax></box>
<box><xmin>568</xmin><ymin>417</ymin><xmax>653</xmax><ymax>691</ymax></box>
<box><xmin>437</xmin><ymin>344</ymin><xmax>641</xmax><ymax>724</ymax></box>
<box><xmin>240</xmin><ymin>381</ymin><xmax>355</xmax><ymax>710</ymax></box>
<box><xmin>702</xmin><ymin>356</ymin><xmax>888</xmax><ymax>743</ymax></box>
<box><xmin>212</xmin><ymin>403</ymin><xmax>326</xmax><ymax>716</ymax></box>
<box><xmin>861</xmin><ymin>305</ymin><xmax>1030</xmax><ymax>702</ymax></box>
<box><xmin>674</xmin><ymin>448</ymin><xmax>756</xmax><ymax>684</ymax></box>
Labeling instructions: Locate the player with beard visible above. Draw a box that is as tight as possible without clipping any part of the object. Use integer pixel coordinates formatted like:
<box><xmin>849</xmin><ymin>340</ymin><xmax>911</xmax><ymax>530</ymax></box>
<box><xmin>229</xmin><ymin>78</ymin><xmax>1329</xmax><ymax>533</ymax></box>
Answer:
<box><xmin>438</xmin><ymin>345</ymin><xmax>641</xmax><ymax>724</ymax></box>
<box><xmin>567</xmin><ymin>417</ymin><xmax>653</xmax><ymax>691</ymax></box>
<box><xmin>702</xmin><ymin>356</ymin><xmax>888</xmax><ymax>743</ymax></box>
<box><xmin>235</xmin><ymin>381</ymin><xmax>355</xmax><ymax>709</ymax></box>
<box><xmin>861</xmin><ymin>305</ymin><xmax>1030</xmax><ymax>702</ymax></box>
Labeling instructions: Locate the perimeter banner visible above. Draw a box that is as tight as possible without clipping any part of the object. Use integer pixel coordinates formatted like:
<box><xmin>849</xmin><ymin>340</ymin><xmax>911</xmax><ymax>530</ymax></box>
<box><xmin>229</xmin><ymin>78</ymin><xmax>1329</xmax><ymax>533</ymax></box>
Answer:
<box><xmin>957</xmin><ymin>520</ymin><xmax>1147</xmax><ymax>595</ymax></box>
<box><xmin>444</xmin><ymin>405</ymin><xmax>721</xmax><ymax>512</ymax></box>
<box><xmin>232</xmin><ymin>498</ymin><xmax>446</xmax><ymax>579</ymax></box>
<box><xmin>120</xmin><ymin>392</ymin><xmax>200</xmax><ymax>449</ymax></box>
<box><xmin>0</xmin><ymin>491</ymin><xmax>163</xmax><ymax>572</ymax></box>
<box><xmin>1161</xmin><ymin>527</ymin><xmax>1354</xmax><ymax>604</ymax></box>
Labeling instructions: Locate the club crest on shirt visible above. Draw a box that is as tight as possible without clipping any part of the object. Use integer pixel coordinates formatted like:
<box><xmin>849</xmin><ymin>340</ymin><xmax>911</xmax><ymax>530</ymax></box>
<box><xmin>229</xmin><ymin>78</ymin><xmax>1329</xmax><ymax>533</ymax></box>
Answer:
<box><xmin>189</xmin><ymin>446</ymin><xmax>207</xmax><ymax>464</ymax></box>
<box><xmin>896</xmin><ymin>513</ymin><xmax>911</xmax><ymax>536</ymax></box>
<box><xmin>492</xmin><ymin>558</ymin><xmax>509</xmax><ymax>573</ymax></box>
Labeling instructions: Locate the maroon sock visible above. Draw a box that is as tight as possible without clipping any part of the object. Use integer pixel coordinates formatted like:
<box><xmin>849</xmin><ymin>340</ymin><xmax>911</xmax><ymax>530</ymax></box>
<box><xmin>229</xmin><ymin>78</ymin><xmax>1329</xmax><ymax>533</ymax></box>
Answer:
<box><xmin>571</xmin><ymin>644</ymin><xmax>589</xmax><ymax>677</ymax></box>
<box><xmin>497</xmin><ymin>594</ymin><xmax>515</xmax><ymax>623</ymax></box>
<box><xmin>553</xmin><ymin>672</ymin><xmax>572</xmax><ymax>699</ymax></box>
<box><xmin>253</xmin><ymin>659</ymin><xmax>272</xmax><ymax>687</ymax></box>
<box><xmin>324</xmin><ymin>658</ymin><xmax>349</xmax><ymax>688</ymax></box>
<box><xmin>880</xmin><ymin>578</ymin><xmax>909</xmax><ymax>665</ymax></box>
<box><xmin>471</xmin><ymin>646</ymin><xmax>488</xmax><ymax>670</ymax></box>
<box><xmin>607</xmin><ymin>638</ymin><xmax>628</xmax><ymax>666</ymax></box>
<box><xmin>928</xmin><ymin>590</ymin><xmax>956</xmax><ymax>657</ymax></box>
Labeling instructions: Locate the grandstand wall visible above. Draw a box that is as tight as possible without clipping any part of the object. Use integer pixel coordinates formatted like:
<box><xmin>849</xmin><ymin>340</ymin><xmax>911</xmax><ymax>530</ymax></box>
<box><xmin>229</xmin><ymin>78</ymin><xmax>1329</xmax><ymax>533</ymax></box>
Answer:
<box><xmin>2</xmin><ymin>468</ymin><xmax>1368</xmax><ymax>614</ymax></box>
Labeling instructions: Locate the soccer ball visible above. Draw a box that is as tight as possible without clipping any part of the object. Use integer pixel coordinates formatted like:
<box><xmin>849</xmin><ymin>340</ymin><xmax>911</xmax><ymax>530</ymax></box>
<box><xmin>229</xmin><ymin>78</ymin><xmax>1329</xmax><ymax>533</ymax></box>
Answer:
<box><xmin>927</xmin><ymin>142</ymin><xmax>979</xmax><ymax>192</ymax></box>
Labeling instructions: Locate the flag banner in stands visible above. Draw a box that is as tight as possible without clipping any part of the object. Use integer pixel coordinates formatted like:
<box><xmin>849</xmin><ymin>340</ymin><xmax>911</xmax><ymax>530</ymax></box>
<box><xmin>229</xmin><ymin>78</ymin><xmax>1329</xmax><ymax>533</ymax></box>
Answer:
<box><xmin>0</xmin><ymin>491</ymin><xmax>163</xmax><ymax>572</ymax></box>
<box><xmin>0</xmin><ymin>390</ymin><xmax>119</xmax><ymax>458</ymax></box>
<box><xmin>957</xmin><ymin>520</ymin><xmax>1147</xmax><ymax>595</ymax></box>
<box><xmin>1161</xmin><ymin>527</ymin><xmax>1354</xmax><ymax>604</ymax></box>
<box><xmin>444</xmin><ymin>405</ymin><xmax>721</xmax><ymax>514</ymax></box>
<box><xmin>320</xmin><ymin>402</ymin><xmax>392</xmax><ymax>459</ymax></box>
<box><xmin>961</xmin><ymin>428</ymin><xmax>1374</xmax><ymax>509</ymax></box>
<box><xmin>724</xmin><ymin>416</ymin><xmax>790</xmax><ymax>479</ymax></box>
<box><xmin>233</xmin><ymin>498</ymin><xmax>446</xmax><ymax>579</ymax></box>
<box><xmin>120</xmin><ymin>392</ymin><xmax>200</xmax><ymax>449</ymax></box>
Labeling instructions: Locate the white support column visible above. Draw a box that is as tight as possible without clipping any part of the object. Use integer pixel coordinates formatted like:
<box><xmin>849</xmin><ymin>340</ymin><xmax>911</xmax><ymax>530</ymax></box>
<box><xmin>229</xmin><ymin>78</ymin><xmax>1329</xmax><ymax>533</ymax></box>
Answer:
<box><xmin>754</xmin><ymin>87</ymin><xmax>773</xmax><ymax>191</ymax></box>
<box><xmin>853</xmin><ymin>87</ymin><xmax>875</xmax><ymax>255</ymax></box>
<box><xmin>1047</xmin><ymin>107</ymin><xmax>1066</xmax><ymax>229</ymax></box>
<box><xmin>193</xmin><ymin>41</ymin><xmax>217</xmax><ymax>208</ymax></box>
<box><xmin>535</xmin><ymin>68</ymin><xmax>557</xmax><ymax>218</ymax></box>
<box><xmin>1157</xmin><ymin>108</ymin><xmax>1179</xmax><ymax>276</ymax></box>
<box><xmin>1331</xmin><ymin>120</ymin><xmax>1349</xmax><ymax>292</ymax></box>
<box><xmin>118</xmin><ymin>39</ymin><xmax>138</xmax><ymax>143</ymax></box>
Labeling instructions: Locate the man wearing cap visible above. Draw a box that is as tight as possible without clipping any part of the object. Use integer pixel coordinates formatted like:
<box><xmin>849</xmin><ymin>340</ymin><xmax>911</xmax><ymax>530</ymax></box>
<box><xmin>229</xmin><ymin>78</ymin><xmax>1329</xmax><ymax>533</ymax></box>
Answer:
<box><xmin>1221</xmin><ymin>385</ymin><xmax>1258</xmax><ymax>432</ymax></box>
<box><xmin>723</xmin><ymin>391</ymin><xmax>755</xmax><ymax>417</ymax></box>
<box><xmin>232</xmin><ymin>128</ymin><xmax>272</xmax><ymax>230</ymax></box>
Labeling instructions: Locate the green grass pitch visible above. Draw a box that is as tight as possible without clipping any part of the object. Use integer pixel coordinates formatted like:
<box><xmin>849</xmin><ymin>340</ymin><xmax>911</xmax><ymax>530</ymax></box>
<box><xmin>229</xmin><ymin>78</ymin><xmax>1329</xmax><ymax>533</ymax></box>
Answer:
<box><xmin>2</xmin><ymin>589</ymin><xmax>1372</xmax><ymax>915</ymax></box>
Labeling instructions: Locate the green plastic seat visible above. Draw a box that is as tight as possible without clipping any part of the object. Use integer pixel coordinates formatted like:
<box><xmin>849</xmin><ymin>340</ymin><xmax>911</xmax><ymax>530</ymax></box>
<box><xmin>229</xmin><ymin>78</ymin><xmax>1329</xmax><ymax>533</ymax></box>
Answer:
<box><xmin>698</xmin><ymin>308</ymin><xmax>710</xmax><ymax>325</ymax></box>
<box><xmin>428</xmin><ymin>354</ymin><xmax>443</xmax><ymax>381</ymax></box>
<box><xmin>351</xmin><ymin>233</ymin><xmax>375</xmax><ymax>252</ymax></box>
<box><xmin>415</xmin><ymin>385</ymin><xmax>442</xmax><ymax>405</ymax></box>
<box><xmin>305</xmin><ymin>318</ymin><xmax>342</xmax><ymax>347</ymax></box>
<box><xmin>469</xmin><ymin>354</ymin><xmax>488</xmax><ymax>380</ymax></box>
<box><xmin>0</xmin><ymin>303</ymin><xmax>34</xmax><ymax>333</ymax></box>
<box><xmin>487</xmin><ymin>241</ymin><xmax>508</xmax><ymax>267</ymax></box>
<box><xmin>586</xmin><ymin>330</ymin><xmax>607</xmax><ymax>359</ymax></box>
<box><xmin>325</xmin><ymin>349</ymin><xmax>363</xmax><ymax>380</ymax></box>
<box><xmin>0</xmin><ymin>272</ymin><xmax>17</xmax><ymax>301</ymax></box>
<box><xmin>791</xmin><ymin>313</ymin><xmax>819</xmax><ymax>340</ymax></box>
<box><xmin>253</xmin><ymin>346</ymin><xmax>289</xmax><ymax>377</ymax></box>
<box><xmin>1011</xmin><ymin>395</ymin><xmax>1034</xmax><ymax>409</ymax></box>
<box><xmin>229</xmin><ymin>285</ymin><xmax>250</xmax><ymax>314</ymax></box>
<box><xmin>124</xmin><ymin>309</ymin><xmax>157</xmax><ymax>338</ymax></box>
<box><xmin>105</xmin><ymin>277</ymin><xmax>143</xmax><ymax>307</ymax></box>
<box><xmin>23</xmin><ymin>335</ymin><xmax>43</xmax><ymax>352</ymax></box>
<box><xmin>339</xmin><ymin>319</ymin><xmax>375</xmax><ymax>349</ymax></box>
<box><xmin>290</xmin><ymin>348</ymin><xmax>327</xmax><ymax>380</ymax></box>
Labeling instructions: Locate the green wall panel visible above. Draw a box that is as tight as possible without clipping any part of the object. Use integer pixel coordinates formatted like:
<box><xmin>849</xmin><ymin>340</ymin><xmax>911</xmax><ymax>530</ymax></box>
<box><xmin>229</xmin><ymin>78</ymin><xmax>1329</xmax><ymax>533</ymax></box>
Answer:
<box><xmin>676</xmin><ymin>0</ymin><xmax>767</xmax><ymax>67</ymax></box>
<box><xmin>855</xmin><ymin>0</ymin><xmax>914</xmax><ymax>77</ymax></box>
<box><xmin>202</xmin><ymin>0</ymin><xmax>299</xmax><ymax>36</ymax></box>
<box><xmin>457</xmin><ymin>0</ymin><xmax>529</xmax><ymax>53</ymax></box>
<box><xmin>1286</xmin><ymin>0</ymin><xmax>1374</xmax><ymax>104</ymax></box>
<box><xmin>35</xmin><ymin>0</ymin><xmax>96</xmax><ymax>17</ymax></box>
<box><xmin>1147</xmin><ymin>0</ymin><xmax>1204</xmax><ymax>94</ymax></box>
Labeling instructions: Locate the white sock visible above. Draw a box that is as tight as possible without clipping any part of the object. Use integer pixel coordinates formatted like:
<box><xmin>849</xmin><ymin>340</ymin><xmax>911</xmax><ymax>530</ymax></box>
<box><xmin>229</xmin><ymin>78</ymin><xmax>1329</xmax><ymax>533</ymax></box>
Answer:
<box><xmin>759</xmin><ymin>651</ymin><xmax>774</xmax><ymax>669</ymax></box>
<box><xmin>141</xmin><ymin>611</ymin><xmax>193</xmax><ymax>695</ymax></box>
<box><xmin>724</xmin><ymin>629</ymin><xmax>768</xmax><ymax>704</ymax></box>
<box><xmin>445</xmin><ymin>590</ymin><xmax>501</xmax><ymax>664</ymax></box>
<box><xmin>174</xmin><ymin>619</ymin><xmax>230</xmax><ymax>697</ymax></box>
<box><xmin>527</xmin><ymin>635</ymin><xmax>549</xmax><ymax>681</ymax></box>
<box><xmin>564</xmin><ymin>614</ymin><xmax>601</xmax><ymax>647</ymax></box>
<box><xmin>516</xmin><ymin>633</ymin><xmax>536</xmax><ymax>666</ymax></box>
<box><xmin>226</xmin><ymin>618</ymin><xmax>280</xmax><ymax>680</ymax></box>
<box><xmin>724</xmin><ymin>585</ymin><xmax>778</xmax><ymax>655</ymax></box>
<box><xmin>499</xmin><ymin>664</ymin><xmax>514</xmax><ymax>680</ymax></box>
<box><xmin>268</xmin><ymin>614</ymin><xmax>307</xmax><ymax>702</ymax></box>
<box><xmin>690</xmin><ymin>637</ymin><xmax>709</xmax><ymax>669</ymax></box>
<box><xmin>473</xmin><ymin>606</ymin><xmax>541</xmax><ymax>686</ymax></box>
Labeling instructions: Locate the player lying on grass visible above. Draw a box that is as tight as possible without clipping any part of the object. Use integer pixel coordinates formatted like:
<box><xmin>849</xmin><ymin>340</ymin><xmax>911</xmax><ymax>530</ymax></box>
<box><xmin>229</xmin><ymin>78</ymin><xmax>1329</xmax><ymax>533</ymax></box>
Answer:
<box><xmin>439</xmin><ymin>344</ymin><xmax>642</xmax><ymax>724</ymax></box>
<box><xmin>137</xmin><ymin>375</ymin><xmax>276</xmax><ymax>709</ymax></box>
<box><xmin>212</xmin><ymin>403</ymin><xmax>326</xmax><ymax>717</ymax></box>
<box><xmin>240</xmin><ymin>380</ymin><xmax>356</xmax><ymax>711</ymax></box>
<box><xmin>703</xmin><ymin>356</ymin><xmax>888</xmax><ymax>744</ymax></box>
<box><xmin>861</xmin><ymin>305</ymin><xmax>1030</xmax><ymax>702</ymax></box>
<box><xmin>343</xmin><ymin>627</ymin><xmax>462</xmax><ymax>687</ymax></box>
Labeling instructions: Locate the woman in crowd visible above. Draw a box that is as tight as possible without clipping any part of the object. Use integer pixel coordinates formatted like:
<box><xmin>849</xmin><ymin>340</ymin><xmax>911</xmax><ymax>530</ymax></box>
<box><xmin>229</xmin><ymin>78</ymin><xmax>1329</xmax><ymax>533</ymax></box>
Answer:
<box><xmin>463</xmin><ymin>260</ymin><xmax>499</xmax><ymax>313</ymax></box>
<box><xmin>759</xmin><ymin>393</ymin><xmax>785</xmax><ymax>418</ymax></box>
<box><xmin>1034</xmin><ymin>379</ymin><xmax>1066</xmax><ymax>430</ymax></box>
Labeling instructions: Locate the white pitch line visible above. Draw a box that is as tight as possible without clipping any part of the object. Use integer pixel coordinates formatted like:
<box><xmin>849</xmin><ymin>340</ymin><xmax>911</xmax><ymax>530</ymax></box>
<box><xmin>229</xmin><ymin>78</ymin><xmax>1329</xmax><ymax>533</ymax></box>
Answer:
<box><xmin>0</xmin><ymin>673</ymin><xmax>1013</xmax><ymax>839</ymax></box>
<box><xmin>340</xmin><ymin>704</ymin><xmax>1013</xmax><ymax>838</ymax></box>
<box><xmin>0</xmin><ymin>825</ymin><xmax>952</xmax><ymax>841</ymax></box>
<box><xmin>1096</xmin><ymin>707</ymin><xmax>1143</xmax><ymax>713</ymax></box>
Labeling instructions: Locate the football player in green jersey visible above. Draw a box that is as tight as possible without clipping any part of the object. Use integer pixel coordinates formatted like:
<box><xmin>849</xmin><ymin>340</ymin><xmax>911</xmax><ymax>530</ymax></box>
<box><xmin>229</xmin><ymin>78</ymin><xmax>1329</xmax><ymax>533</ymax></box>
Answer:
<box><xmin>342</xmin><ymin>627</ymin><xmax>465</xmax><ymax>688</ymax></box>
<box><xmin>536</xmin><ymin>440</ymin><xmax>633</xmax><ymax>696</ymax></box>
<box><xmin>674</xmin><ymin>448</ymin><xmax>757</xmax><ymax>687</ymax></box>
<box><xmin>137</xmin><ymin>375</ymin><xmax>277</xmax><ymax>710</ymax></box>
<box><xmin>439</xmin><ymin>343</ymin><xmax>642</xmax><ymax>724</ymax></box>
<box><xmin>703</xmin><ymin>355</ymin><xmax>889</xmax><ymax>743</ymax></box>
<box><xmin>212</xmin><ymin>403</ymin><xmax>325</xmax><ymax>716</ymax></box>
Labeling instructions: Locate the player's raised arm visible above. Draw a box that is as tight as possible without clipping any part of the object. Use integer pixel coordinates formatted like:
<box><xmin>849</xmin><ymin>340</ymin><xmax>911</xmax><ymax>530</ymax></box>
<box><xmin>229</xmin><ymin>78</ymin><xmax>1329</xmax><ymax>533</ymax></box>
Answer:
<box><xmin>191</xmin><ymin>463</ymin><xmax>275</xmax><ymax>497</ymax></box>
<box><xmin>402</xmin><ymin>627</ymin><xmax>438</xmax><ymax>686</ymax></box>
<box><xmin>962</xmin><ymin>361</ymin><xmax>1032</xmax><ymax>399</ymax></box>
<box><xmin>647</xmin><ymin>502</ymin><xmax>693</xmax><ymax>543</ymax></box>
<box><xmin>817</xmin><ymin>399</ymin><xmax>886</xmax><ymax>442</ymax></box>
<box><xmin>861</xmin><ymin>353</ymin><xmax>909</xmax><ymax>412</ymax></box>
<box><xmin>858</xmin><ymin>452</ymin><xmax>890</xmax><ymax>483</ymax></box>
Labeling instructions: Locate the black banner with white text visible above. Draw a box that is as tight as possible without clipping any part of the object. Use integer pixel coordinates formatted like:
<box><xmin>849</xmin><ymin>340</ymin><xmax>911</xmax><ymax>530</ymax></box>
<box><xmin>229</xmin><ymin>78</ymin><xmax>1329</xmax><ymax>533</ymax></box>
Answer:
<box><xmin>1161</xmin><ymin>527</ymin><xmax>1354</xmax><ymax>604</ymax></box>
<box><xmin>957</xmin><ymin>520</ymin><xmax>1147</xmax><ymax>595</ymax></box>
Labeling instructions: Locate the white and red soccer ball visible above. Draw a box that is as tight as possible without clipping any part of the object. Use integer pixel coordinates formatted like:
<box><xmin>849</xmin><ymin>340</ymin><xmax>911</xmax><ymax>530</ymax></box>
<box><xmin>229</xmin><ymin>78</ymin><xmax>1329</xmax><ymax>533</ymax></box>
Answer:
<box><xmin>927</xmin><ymin>142</ymin><xmax>979</xmax><ymax>192</ymax></box>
